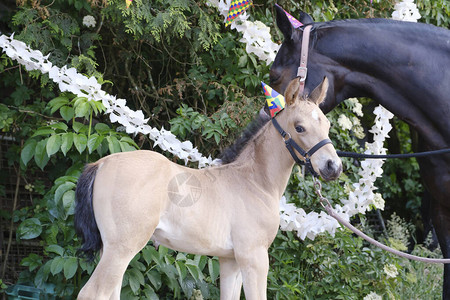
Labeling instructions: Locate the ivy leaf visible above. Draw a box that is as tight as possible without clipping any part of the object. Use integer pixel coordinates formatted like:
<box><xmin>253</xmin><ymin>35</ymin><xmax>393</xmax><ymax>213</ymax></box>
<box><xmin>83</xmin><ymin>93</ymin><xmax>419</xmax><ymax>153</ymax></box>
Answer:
<box><xmin>61</xmin><ymin>132</ymin><xmax>74</xmax><ymax>156</ymax></box>
<box><xmin>21</xmin><ymin>139</ymin><xmax>37</xmax><ymax>166</ymax></box>
<box><xmin>63</xmin><ymin>257</ymin><xmax>78</xmax><ymax>280</ymax></box>
<box><xmin>34</xmin><ymin>139</ymin><xmax>50</xmax><ymax>170</ymax></box>
<box><xmin>46</xmin><ymin>134</ymin><xmax>61</xmax><ymax>156</ymax></box>
<box><xmin>60</xmin><ymin>106</ymin><xmax>74</xmax><ymax>122</ymax></box>
<box><xmin>73</xmin><ymin>134</ymin><xmax>87</xmax><ymax>153</ymax></box>
<box><xmin>17</xmin><ymin>218</ymin><xmax>42</xmax><ymax>240</ymax></box>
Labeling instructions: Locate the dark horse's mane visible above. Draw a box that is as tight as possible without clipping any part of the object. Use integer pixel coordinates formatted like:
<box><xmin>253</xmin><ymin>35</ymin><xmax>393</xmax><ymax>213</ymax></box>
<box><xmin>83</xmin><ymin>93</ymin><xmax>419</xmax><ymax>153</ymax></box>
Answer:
<box><xmin>219</xmin><ymin>110</ymin><xmax>270</xmax><ymax>164</ymax></box>
<box><xmin>314</xmin><ymin>17</ymin><xmax>447</xmax><ymax>36</ymax></box>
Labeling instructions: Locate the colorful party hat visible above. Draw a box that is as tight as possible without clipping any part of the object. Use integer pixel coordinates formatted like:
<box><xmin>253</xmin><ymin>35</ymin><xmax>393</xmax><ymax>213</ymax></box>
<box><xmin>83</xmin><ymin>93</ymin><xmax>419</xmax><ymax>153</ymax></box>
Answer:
<box><xmin>225</xmin><ymin>0</ymin><xmax>253</xmax><ymax>27</ymax></box>
<box><xmin>125</xmin><ymin>0</ymin><xmax>133</xmax><ymax>9</ymax></box>
<box><xmin>275</xmin><ymin>4</ymin><xmax>303</xmax><ymax>28</ymax></box>
<box><xmin>262</xmin><ymin>82</ymin><xmax>286</xmax><ymax>118</ymax></box>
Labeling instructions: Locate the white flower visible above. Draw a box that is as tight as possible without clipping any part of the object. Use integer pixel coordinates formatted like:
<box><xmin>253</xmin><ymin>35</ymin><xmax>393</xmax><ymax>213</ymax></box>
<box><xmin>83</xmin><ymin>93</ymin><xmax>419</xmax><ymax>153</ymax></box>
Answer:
<box><xmin>384</xmin><ymin>264</ymin><xmax>399</xmax><ymax>278</ymax></box>
<box><xmin>372</xmin><ymin>193</ymin><xmax>385</xmax><ymax>210</ymax></box>
<box><xmin>83</xmin><ymin>15</ymin><xmax>96</xmax><ymax>28</ymax></box>
<box><xmin>363</xmin><ymin>292</ymin><xmax>382</xmax><ymax>300</ymax></box>
<box><xmin>337</xmin><ymin>114</ymin><xmax>353</xmax><ymax>130</ymax></box>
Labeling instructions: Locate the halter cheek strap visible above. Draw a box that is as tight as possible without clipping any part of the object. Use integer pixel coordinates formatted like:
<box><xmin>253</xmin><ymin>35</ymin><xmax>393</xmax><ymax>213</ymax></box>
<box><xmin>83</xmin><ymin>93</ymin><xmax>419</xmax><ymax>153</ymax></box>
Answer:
<box><xmin>271</xmin><ymin>117</ymin><xmax>332</xmax><ymax>177</ymax></box>
<box><xmin>297</xmin><ymin>25</ymin><xmax>313</xmax><ymax>96</ymax></box>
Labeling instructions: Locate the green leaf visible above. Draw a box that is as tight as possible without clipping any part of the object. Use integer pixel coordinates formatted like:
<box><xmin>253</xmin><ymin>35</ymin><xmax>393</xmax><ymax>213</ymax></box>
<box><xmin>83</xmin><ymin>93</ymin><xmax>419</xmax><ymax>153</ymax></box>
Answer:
<box><xmin>75</xmin><ymin>101</ymin><xmax>90</xmax><ymax>118</ymax></box>
<box><xmin>185</xmin><ymin>262</ymin><xmax>202</xmax><ymax>282</ymax></box>
<box><xmin>46</xmin><ymin>245</ymin><xmax>65</xmax><ymax>256</ymax></box>
<box><xmin>72</xmin><ymin>121</ymin><xmax>84</xmax><ymax>133</ymax></box>
<box><xmin>32</xmin><ymin>128</ymin><xmax>55</xmax><ymax>137</ymax></box>
<box><xmin>62</xmin><ymin>190</ymin><xmax>76</xmax><ymax>215</ymax></box>
<box><xmin>87</xmin><ymin>134</ymin><xmax>104</xmax><ymax>153</ymax></box>
<box><xmin>60</xmin><ymin>106</ymin><xmax>74</xmax><ymax>122</ymax></box>
<box><xmin>61</xmin><ymin>132</ymin><xmax>74</xmax><ymax>156</ymax></box>
<box><xmin>50</xmin><ymin>257</ymin><xmax>65</xmax><ymax>276</ymax></box>
<box><xmin>48</xmin><ymin>96</ymin><xmax>69</xmax><ymax>114</ymax></box>
<box><xmin>106</xmin><ymin>135</ymin><xmax>121</xmax><ymax>154</ymax></box>
<box><xmin>119</xmin><ymin>141</ymin><xmax>136</xmax><ymax>152</ymax></box>
<box><xmin>17</xmin><ymin>218</ymin><xmax>42</xmax><ymax>240</ymax></box>
<box><xmin>46</xmin><ymin>134</ymin><xmax>61</xmax><ymax>156</ymax></box>
<box><xmin>54</xmin><ymin>182</ymin><xmax>76</xmax><ymax>204</ymax></box>
<box><xmin>146</xmin><ymin>270</ymin><xmax>162</xmax><ymax>291</ymax></box>
<box><xmin>208</xmin><ymin>258</ymin><xmax>220</xmax><ymax>283</ymax></box>
<box><xmin>73</xmin><ymin>134</ymin><xmax>88</xmax><ymax>153</ymax></box>
<box><xmin>34</xmin><ymin>139</ymin><xmax>50</xmax><ymax>170</ymax></box>
<box><xmin>21</xmin><ymin>139</ymin><xmax>37</xmax><ymax>166</ymax></box>
<box><xmin>94</xmin><ymin>123</ymin><xmax>111</xmax><ymax>134</ymax></box>
<box><xmin>128</xmin><ymin>268</ymin><xmax>145</xmax><ymax>294</ymax></box>
<box><xmin>49</xmin><ymin>122</ymin><xmax>68</xmax><ymax>131</ymax></box>
<box><xmin>63</xmin><ymin>257</ymin><xmax>78</xmax><ymax>280</ymax></box>
<box><xmin>175</xmin><ymin>260</ymin><xmax>187</xmax><ymax>280</ymax></box>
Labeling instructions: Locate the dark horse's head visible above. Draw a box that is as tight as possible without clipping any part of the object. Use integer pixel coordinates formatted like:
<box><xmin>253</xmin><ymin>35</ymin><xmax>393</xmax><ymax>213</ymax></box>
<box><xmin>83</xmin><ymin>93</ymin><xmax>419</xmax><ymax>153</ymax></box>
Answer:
<box><xmin>270</xmin><ymin>6</ymin><xmax>339</xmax><ymax>113</ymax></box>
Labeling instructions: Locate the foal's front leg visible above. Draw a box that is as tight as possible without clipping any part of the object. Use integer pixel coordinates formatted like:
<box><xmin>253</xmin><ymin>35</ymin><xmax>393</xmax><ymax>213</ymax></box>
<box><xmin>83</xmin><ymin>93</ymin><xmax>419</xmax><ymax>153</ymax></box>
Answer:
<box><xmin>235</xmin><ymin>247</ymin><xmax>270</xmax><ymax>300</ymax></box>
<box><xmin>219</xmin><ymin>257</ymin><xmax>243</xmax><ymax>300</ymax></box>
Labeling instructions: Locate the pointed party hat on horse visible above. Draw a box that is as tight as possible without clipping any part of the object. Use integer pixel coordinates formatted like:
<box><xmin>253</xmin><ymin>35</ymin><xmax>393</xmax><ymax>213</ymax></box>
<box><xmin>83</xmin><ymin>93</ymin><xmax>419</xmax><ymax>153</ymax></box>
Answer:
<box><xmin>225</xmin><ymin>0</ymin><xmax>253</xmax><ymax>27</ymax></box>
<box><xmin>275</xmin><ymin>4</ymin><xmax>303</xmax><ymax>28</ymax></box>
<box><xmin>261</xmin><ymin>82</ymin><xmax>286</xmax><ymax>118</ymax></box>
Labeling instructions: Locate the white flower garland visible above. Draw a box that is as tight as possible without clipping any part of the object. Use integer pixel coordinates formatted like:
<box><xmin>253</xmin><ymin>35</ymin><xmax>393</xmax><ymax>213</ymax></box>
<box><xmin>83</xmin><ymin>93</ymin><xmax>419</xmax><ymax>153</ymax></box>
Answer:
<box><xmin>0</xmin><ymin>1</ymin><xmax>418</xmax><ymax>240</ymax></box>
<box><xmin>0</xmin><ymin>34</ymin><xmax>216</xmax><ymax>168</ymax></box>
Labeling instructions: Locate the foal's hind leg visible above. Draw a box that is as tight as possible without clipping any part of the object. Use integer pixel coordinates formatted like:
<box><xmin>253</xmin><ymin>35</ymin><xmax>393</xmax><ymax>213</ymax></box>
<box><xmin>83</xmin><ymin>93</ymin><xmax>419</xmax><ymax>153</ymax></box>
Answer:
<box><xmin>78</xmin><ymin>244</ymin><xmax>141</xmax><ymax>300</ymax></box>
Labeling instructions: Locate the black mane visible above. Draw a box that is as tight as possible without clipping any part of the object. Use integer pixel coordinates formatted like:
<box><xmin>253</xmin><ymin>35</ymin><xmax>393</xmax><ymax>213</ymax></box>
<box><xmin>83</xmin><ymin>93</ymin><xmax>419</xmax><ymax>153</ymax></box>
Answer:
<box><xmin>219</xmin><ymin>110</ymin><xmax>270</xmax><ymax>164</ymax></box>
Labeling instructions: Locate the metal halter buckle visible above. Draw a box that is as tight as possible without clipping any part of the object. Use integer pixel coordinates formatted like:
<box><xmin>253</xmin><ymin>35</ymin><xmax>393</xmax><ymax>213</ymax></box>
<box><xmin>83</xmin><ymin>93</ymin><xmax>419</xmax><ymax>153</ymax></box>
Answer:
<box><xmin>297</xmin><ymin>66</ymin><xmax>308</xmax><ymax>82</ymax></box>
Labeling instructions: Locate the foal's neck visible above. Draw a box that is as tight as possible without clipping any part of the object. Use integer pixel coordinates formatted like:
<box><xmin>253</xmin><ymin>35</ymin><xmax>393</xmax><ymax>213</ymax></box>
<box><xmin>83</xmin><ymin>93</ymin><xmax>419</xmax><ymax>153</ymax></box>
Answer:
<box><xmin>233</xmin><ymin>121</ymin><xmax>295</xmax><ymax>201</ymax></box>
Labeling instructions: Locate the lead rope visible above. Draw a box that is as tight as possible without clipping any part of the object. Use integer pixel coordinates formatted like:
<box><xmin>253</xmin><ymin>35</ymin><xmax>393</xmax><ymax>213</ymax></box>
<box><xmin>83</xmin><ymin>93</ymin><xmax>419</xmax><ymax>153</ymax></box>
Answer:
<box><xmin>312</xmin><ymin>177</ymin><xmax>450</xmax><ymax>264</ymax></box>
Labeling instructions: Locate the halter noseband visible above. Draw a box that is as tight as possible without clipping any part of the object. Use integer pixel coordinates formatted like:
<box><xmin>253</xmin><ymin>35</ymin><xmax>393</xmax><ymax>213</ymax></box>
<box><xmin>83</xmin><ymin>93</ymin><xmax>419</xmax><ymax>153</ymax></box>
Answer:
<box><xmin>271</xmin><ymin>117</ymin><xmax>332</xmax><ymax>177</ymax></box>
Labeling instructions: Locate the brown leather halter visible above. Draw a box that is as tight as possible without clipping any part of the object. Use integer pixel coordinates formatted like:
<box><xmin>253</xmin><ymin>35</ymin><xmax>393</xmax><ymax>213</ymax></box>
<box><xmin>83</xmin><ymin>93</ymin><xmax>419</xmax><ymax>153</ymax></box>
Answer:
<box><xmin>297</xmin><ymin>25</ymin><xmax>313</xmax><ymax>96</ymax></box>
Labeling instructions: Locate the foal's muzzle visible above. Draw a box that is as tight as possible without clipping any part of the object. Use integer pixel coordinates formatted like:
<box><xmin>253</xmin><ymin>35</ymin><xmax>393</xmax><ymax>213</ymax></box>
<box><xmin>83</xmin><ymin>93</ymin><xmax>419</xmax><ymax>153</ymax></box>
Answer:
<box><xmin>319</xmin><ymin>159</ymin><xmax>342</xmax><ymax>181</ymax></box>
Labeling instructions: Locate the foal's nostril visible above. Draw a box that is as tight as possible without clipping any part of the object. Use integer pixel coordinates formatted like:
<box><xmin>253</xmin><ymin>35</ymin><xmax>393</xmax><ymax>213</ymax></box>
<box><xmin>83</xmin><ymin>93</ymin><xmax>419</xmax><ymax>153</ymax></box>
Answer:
<box><xmin>327</xmin><ymin>159</ymin><xmax>335</xmax><ymax>171</ymax></box>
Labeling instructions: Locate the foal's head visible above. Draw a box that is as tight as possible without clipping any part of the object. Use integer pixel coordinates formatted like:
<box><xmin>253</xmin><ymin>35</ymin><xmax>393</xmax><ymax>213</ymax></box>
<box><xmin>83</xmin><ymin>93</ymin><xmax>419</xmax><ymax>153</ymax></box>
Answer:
<box><xmin>278</xmin><ymin>77</ymin><xmax>342</xmax><ymax>181</ymax></box>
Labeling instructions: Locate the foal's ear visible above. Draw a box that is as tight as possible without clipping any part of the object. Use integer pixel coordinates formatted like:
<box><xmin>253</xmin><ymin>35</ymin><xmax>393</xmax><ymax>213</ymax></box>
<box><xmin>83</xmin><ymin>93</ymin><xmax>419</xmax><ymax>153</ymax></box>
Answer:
<box><xmin>308</xmin><ymin>77</ymin><xmax>329</xmax><ymax>105</ymax></box>
<box><xmin>275</xmin><ymin>4</ymin><xmax>293</xmax><ymax>41</ymax></box>
<box><xmin>284</xmin><ymin>78</ymin><xmax>301</xmax><ymax>106</ymax></box>
<box><xmin>299</xmin><ymin>11</ymin><xmax>315</xmax><ymax>25</ymax></box>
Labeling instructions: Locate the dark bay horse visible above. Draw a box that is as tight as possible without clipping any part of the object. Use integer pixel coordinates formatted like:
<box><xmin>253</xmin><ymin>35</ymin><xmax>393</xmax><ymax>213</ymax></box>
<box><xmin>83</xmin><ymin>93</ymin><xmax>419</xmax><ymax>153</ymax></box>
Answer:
<box><xmin>74</xmin><ymin>78</ymin><xmax>342</xmax><ymax>300</ymax></box>
<box><xmin>271</xmin><ymin>6</ymin><xmax>450</xmax><ymax>298</ymax></box>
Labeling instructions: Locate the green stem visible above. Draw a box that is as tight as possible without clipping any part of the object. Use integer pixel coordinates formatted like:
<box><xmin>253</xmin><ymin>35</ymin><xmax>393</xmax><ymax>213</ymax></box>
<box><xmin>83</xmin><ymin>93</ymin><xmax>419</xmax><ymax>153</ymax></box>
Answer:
<box><xmin>86</xmin><ymin>110</ymin><xmax>93</xmax><ymax>162</ymax></box>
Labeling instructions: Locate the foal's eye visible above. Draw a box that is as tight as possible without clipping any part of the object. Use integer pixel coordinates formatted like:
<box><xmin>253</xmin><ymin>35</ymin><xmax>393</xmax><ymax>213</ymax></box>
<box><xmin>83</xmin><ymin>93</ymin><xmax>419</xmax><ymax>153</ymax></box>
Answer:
<box><xmin>295</xmin><ymin>125</ymin><xmax>305</xmax><ymax>133</ymax></box>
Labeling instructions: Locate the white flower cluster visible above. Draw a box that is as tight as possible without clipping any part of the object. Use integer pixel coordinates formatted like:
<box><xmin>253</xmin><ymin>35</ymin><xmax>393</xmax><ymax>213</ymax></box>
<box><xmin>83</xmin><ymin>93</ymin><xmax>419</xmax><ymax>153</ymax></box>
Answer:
<box><xmin>207</xmin><ymin>0</ymin><xmax>280</xmax><ymax>64</ymax></box>
<box><xmin>383</xmin><ymin>263</ymin><xmax>399</xmax><ymax>278</ymax></box>
<box><xmin>82</xmin><ymin>15</ymin><xmax>96</xmax><ymax>28</ymax></box>
<box><xmin>0</xmin><ymin>34</ymin><xmax>216</xmax><ymax>168</ymax></box>
<box><xmin>363</xmin><ymin>292</ymin><xmax>382</xmax><ymax>300</ymax></box>
<box><xmin>392</xmin><ymin>0</ymin><xmax>421</xmax><ymax>22</ymax></box>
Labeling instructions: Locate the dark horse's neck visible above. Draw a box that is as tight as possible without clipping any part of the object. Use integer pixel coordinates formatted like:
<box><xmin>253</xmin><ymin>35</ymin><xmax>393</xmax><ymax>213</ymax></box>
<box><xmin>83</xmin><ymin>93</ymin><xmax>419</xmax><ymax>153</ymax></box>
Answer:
<box><xmin>309</xmin><ymin>19</ymin><xmax>450</xmax><ymax>149</ymax></box>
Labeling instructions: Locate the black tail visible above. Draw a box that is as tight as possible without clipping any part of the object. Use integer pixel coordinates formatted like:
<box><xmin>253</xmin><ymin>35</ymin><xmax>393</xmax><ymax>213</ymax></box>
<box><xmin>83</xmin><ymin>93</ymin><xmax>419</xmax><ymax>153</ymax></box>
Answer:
<box><xmin>75</xmin><ymin>163</ymin><xmax>102</xmax><ymax>261</ymax></box>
